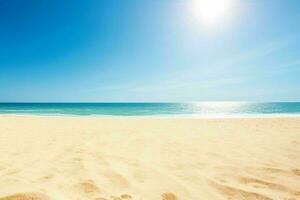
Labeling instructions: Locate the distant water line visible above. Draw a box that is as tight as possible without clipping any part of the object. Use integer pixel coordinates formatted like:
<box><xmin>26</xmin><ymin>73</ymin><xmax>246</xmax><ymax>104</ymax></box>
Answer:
<box><xmin>0</xmin><ymin>102</ymin><xmax>300</xmax><ymax>117</ymax></box>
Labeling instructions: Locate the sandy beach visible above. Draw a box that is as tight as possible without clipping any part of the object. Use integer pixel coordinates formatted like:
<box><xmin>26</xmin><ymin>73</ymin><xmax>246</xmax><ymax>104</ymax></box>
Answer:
<box><xmin>0</xmin><ymin>116</ymin><xmax>299</xmax><ymax>200</ymax></box>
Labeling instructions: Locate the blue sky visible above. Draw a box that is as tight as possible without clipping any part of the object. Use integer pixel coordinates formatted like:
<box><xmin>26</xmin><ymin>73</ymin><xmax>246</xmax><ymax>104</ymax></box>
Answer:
<box><xmin>0</xmin><ymin>0</ymin><xmax>299</xmax><ymax>102</ymax></box>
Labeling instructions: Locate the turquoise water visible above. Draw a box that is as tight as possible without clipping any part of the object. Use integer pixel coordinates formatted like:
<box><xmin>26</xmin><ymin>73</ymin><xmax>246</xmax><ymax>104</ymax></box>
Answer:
<box><xmin>0</xmin><ymin>102</ymin><xmax>300</xmax><ymax>117</ymax></box>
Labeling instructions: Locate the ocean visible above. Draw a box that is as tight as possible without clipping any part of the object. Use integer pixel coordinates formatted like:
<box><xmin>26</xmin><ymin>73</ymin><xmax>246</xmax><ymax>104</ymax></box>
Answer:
<box><xmin>0</xmin><ymin>102</ymin><xmax>300</xmax><ymax>117</ymax></box>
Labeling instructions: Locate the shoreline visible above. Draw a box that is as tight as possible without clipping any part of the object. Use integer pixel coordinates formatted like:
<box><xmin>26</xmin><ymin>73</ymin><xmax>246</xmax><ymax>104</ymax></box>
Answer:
<box><xmin>1</xmin><ymin>113</ymin><xmax>300</xmax><ymax>119</ymax></box>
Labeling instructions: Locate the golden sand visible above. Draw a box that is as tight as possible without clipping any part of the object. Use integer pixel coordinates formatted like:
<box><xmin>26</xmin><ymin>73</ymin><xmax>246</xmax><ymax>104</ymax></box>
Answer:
<box><xmin>0</xmin><ymin>116</ymin><xmax>299</xmax><ymax>200</ymax></box>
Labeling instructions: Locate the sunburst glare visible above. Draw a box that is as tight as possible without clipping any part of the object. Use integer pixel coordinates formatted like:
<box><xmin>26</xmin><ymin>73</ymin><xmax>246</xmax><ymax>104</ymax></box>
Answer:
<box><xmin>190</xmin><ymin>0</ymin><xmax>236</xmax><ymax>27</ymax></box>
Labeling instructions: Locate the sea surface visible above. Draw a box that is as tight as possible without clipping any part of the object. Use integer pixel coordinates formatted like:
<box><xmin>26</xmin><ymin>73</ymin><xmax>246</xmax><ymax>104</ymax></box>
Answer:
<box><xmin>0</xmin><ymin>102</ymin><xmax>300</xmax><ymax>117</ymax></box>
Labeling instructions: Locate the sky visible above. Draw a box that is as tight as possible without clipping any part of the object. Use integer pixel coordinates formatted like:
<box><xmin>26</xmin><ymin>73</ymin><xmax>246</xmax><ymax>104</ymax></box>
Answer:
<box><xmin>0</xmin><ymin>0</ymin><xmax>299</xmax><ymax>102</ymax></box>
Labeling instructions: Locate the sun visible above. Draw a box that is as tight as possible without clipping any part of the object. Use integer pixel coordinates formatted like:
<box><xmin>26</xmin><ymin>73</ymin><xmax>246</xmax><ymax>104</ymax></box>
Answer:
<box><xmin>190</xmin><ymin>0</ymin><xmax>235</xmax><ymax>26</ymax></box>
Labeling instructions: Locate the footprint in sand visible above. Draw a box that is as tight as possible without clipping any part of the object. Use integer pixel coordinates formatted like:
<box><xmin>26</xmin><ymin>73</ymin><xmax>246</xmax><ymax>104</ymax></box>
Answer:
<box><xmin>161</xmin><ymin>193</ymin><xmax>177</xmax><ymax>200</ymax></box>
<box><xmin>0</xmin><ymin>193</ymin><xmax>50</xmax><ymax>200</ymax></box>
<box><xmin>110</xmin><ymin>194</ymin><xmax>132</xmax><ymax>200</ymax></box>
<box><xmin>120</xmin><ymin>194</ymin><xmax>132</xmax><ymax>199</ymax></box>
<box><xmin>76</xmin><ymin>180</ymin><xmax>101</xmax><ymax>194</ymax></box>
<box><xmin>292</xmin><ymin>169</ymin><xmax>300</xmax><ymax>176</ymax></box>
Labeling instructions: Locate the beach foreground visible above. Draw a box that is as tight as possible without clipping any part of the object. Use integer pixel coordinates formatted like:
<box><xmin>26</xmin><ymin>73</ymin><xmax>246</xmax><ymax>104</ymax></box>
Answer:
<box><xmin>0</xmin><ymin>116</ymin><xmax>299</xmax><ymax>200</ymax></box>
